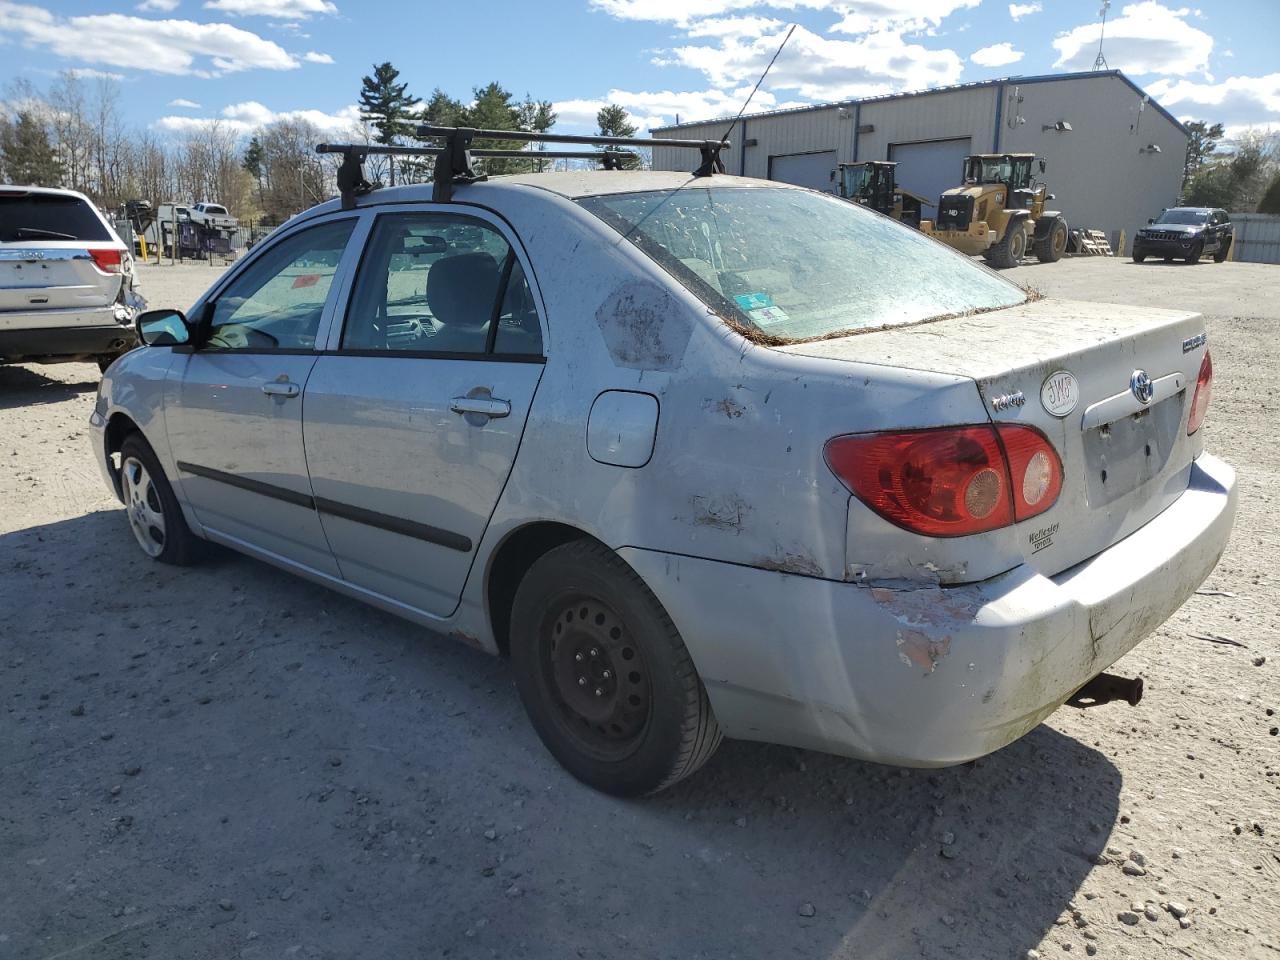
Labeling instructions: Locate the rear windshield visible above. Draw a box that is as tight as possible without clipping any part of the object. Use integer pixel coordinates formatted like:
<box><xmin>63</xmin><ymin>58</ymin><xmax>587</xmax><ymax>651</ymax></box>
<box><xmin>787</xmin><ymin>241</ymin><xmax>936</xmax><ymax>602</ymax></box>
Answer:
<box><xmin>578</xmin><ymin>187</ymin><xmax>1025</xmax><ymax>341</ymax></box>
<box><xmin>1157</xmin><ymin>209</ymin><xmax>1210</xmax><ymax>224</ymax></box>
<box><xmin>0</xmin><ymin>192</ymin><xmax>112</xmax><ymax>243</ymax></box>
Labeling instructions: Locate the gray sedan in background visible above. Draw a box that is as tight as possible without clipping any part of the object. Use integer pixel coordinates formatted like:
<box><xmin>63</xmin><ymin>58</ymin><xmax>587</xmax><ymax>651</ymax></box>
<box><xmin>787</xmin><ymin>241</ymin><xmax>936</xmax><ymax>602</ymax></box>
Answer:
<box><xmin>91</xmin><ymin>170</ymin><xmax>1235</xmax><ymax>795</ymax></box>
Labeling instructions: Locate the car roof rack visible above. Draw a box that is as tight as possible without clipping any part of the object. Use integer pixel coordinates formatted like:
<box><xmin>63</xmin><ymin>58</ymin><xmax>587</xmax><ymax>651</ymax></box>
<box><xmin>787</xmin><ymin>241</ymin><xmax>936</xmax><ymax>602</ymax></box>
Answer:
<box><xmin>316</xmin><ymin>125</ymin><xmax>730</xmax><ymax>208</ymax></box>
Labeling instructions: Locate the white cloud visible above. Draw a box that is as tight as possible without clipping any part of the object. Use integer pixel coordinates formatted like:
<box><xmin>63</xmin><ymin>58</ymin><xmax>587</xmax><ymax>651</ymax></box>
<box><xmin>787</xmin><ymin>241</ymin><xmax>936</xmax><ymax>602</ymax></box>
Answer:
<box><xmin>554</xmin><ymin>86</ymin><xmax>790</xmax><ymax>134</ymax></box>
<box><xmin>827</xmin><ymin>0</ymin><xmax>980</xmax><ymax>35</ymax></box>
<box><xmin>66</xmin><ymin>67</ymin><xmax>127</xmax><ymax>81</ymax></box>
<box><xmin>168</xmin><ymin>97</ymin><xmax>202</xmax><ymax>108</ymax></box>
<box><xmin>1007</xmin><ymin>2</ymin><xmax>1040</xmax><ymax>21</ymax></box>
<box><xmin>0</xmin><ymin>1</ymin><xmax>301</xmax><ymax>75</ymax></box>
<box><xmin>970</xmin><ymin>41</ymin><xmax>1023</xmax><ymax>67</ymax></box>
<box><xmin>302</xmin><ymin>50</ymin><xmax>333</xmax><ymax>63</ymax></box>
<box><xmin>684</xmin><ymin>15</ymin><xmax>783</xmax><ymax>39</ymax></box>
<box><xmin>202</xmin><ymin>0</ymin><xmax>336</xmax><ymax>18</ymax></box>
<box><xmin>155</xmin><ymin>99</ymin><xmax>362</xmax><ymax>135</ymax></box>
<box><xmin>591</xmin><ymin>0</ymin><xmax>977</xmax><ymax>33</ymax></box>
<box><xmin>1052</xmin><ymin>1</ymin><xmax>1212</xmax><ymax>76</ymax></box>
<box><xmin>1145</xmin><ymin>73</ymin><xmax>1280</xmax><ymax>135</ymax></box>
<box><xmin>662</xmin><ymin>23</ymin><xmax>963</xmax><ymax>102</ymax></box>
<box><xmin>137</xmin><ymin>0</ymin><xmax>180</xmax><ymax>10</ymax></box>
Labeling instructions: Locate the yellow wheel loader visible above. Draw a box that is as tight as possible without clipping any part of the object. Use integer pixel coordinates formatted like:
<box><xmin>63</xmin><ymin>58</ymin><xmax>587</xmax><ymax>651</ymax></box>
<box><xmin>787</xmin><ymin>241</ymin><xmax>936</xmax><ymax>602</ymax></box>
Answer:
<box><xmin>920</xmin><ymin>154</ymin><xmax>1068</xmax><ymax>268</ymax></box>
<box><xmin>838</xmin><ymin>161</ymin><xmax>932</xmax><ymax>228</ymax></box>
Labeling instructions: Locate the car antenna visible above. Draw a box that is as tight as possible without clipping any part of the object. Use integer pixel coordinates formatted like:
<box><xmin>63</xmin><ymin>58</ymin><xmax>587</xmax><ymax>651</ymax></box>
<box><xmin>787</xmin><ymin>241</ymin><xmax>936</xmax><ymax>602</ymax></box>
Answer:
<box><xmin>712</xmin><ymin>23</ymin><xmax>797</xmax><ymax>170</ymax></box>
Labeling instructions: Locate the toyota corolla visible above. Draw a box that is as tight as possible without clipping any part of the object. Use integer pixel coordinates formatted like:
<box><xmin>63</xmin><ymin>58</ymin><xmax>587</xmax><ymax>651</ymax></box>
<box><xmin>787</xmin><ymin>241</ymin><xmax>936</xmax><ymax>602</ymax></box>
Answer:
<box><xmin>90</xmin><ymin>160</ymin><xmax>1236</xmax><ymax>796</ymax></box>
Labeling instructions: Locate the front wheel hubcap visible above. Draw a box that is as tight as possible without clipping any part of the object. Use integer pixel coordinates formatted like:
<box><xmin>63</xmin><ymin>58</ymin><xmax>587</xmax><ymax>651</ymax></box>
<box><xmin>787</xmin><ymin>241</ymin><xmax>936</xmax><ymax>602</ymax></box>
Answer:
<box><xmin>122</xmin><ymin>456</ymin><xmax>166</xmax><ymax>558</ymax></box>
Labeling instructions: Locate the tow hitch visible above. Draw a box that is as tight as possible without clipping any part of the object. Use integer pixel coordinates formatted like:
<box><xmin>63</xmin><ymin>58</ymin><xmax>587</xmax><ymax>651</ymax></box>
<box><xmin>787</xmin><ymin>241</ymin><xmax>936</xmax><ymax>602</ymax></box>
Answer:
<box><xmin>1066</xmin><ymin>672</ymin><xmax>1144</xmax><ymax>708</ymax></box>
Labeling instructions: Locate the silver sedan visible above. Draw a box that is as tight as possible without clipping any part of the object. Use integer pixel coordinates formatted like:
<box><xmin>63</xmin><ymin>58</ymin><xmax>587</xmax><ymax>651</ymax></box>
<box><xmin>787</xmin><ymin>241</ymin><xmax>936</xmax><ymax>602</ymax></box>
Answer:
<box><xmin>91</xmin><ymin>170</ymin><xmax>1236</xmax><ymax>795</ymax></box>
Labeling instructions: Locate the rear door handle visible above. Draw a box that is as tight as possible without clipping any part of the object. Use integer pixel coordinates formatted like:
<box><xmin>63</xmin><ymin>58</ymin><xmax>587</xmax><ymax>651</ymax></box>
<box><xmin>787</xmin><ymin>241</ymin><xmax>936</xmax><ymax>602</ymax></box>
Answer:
<box><xmin>262</xmin><ymin>380</ymin><xmax>301</xmax><ymax>398</ymax></box>
<box><xmin>449</xmin><ymin>396</ymin><xmax>511</xmax><ymax>419</ymax></box>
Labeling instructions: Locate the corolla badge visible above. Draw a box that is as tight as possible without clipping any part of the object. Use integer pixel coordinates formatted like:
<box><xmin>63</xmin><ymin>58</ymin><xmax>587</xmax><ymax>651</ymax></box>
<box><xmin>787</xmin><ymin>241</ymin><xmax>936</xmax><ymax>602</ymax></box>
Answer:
<box><xmin>1130</xmin><ymin>369</ymin><xmax>1154</xmax><ymax>404</ymax></box>
<box><xmin>1040</xmin><ymin>369</ymin><xmax>1079</xmax><ymax>417</ymax></box>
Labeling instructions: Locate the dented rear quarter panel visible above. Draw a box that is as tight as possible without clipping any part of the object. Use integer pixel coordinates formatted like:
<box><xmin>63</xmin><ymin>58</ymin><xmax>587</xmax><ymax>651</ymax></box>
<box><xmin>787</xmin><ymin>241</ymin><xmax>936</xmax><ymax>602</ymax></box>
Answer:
<box><xmin>454</xmin><ymin>181</ymin><xmax>988</xmax><ymax>636</ymax></box>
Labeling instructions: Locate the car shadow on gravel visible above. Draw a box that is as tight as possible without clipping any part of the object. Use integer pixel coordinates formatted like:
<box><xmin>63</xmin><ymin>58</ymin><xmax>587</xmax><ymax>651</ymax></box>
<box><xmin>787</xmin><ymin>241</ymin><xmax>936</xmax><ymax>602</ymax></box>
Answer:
<box><xmin>3</xmin><ymin>510</ymin><xmax>1120</xmax><ymax>960</ymax></box>
<box><xmin>0</xmin><ymin>363</ymin><xmax>98</xmax><ymax>409</ymax></box>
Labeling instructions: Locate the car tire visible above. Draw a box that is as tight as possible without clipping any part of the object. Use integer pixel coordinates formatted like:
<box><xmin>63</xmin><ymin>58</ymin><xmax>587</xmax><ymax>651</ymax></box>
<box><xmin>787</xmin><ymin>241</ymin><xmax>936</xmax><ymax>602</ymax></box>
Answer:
<box><xmin>509</xmin><ymin>539</ymin><xmax>722</xmax><ymax>796</ymax></box>
<box><xmin>1163</xmin><ymin>255</ymin><xmax>1175</xmax><ymax>262</ymax></box>
<box><xmin>1185</xmin><ymin>241</ymin><xmax>1203</xmax><ymax>264</ymax></box>
<box><xmin>118</xmin><ymin>433</ymin><xmax>205</xmax><ymax>566</ymax></box>
<box><xmin>1132</xmin><ymin>252</ymin><xmax>1146</xmax><ymax>263</ymax></box>
<box><xmin>984</xmin><ymin>221</ymin><xmax>1027</xmax><ymax>269</ymax></box>
<box><xmin>1214</xmin><ymin>237</ymin><xmax>1231</xmax><ymax>263</ymax></box>
<box><xmin>1034</xmin><ymin>217</ymin><xmax>1068</xmax><ymax>263</ymax></box>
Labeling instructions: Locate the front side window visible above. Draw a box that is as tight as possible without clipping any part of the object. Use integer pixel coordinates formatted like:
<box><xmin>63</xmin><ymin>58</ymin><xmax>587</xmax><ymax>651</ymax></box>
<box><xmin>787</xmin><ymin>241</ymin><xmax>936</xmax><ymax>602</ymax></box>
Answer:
<box><xmin>205</xmin><ymin>219</ymin><xmax>355</xmax><ymax>351</ymax></box>
<box><xmin>579</xmin><ymin>187</ymin><xmax>1026</xmax><ymax>341</ymax></box>
<box><xmin>342</xmin><ymin>213</ymin><xmax>542</xmax><ymax>356</ymax></box>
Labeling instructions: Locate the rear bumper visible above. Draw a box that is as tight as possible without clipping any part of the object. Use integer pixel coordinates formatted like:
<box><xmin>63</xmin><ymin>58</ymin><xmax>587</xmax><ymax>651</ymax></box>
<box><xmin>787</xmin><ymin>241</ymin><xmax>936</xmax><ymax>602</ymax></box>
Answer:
<box><xmin>0</xmin><ymin>309</ymin><xmax>135</xmax><ymax>362</ymax></box>
<box><xmin>622</xmin><ymin>453</ymin><xmax>1237</xmax><ymax>767</ymax></box>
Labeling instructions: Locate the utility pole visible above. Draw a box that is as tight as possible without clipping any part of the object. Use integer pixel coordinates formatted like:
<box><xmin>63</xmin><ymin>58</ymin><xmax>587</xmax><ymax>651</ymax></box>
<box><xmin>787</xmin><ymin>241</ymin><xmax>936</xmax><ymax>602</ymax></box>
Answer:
<box><xmin>1093</xmin><ymin>0</ymin><xmax>1111</xmax><ymax>70</ymax></box>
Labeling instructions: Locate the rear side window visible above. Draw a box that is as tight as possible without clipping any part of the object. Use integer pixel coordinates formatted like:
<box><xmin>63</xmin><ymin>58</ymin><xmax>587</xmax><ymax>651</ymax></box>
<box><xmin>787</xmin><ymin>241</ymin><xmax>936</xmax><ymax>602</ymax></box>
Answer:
<box><xmin>0</xmin><ymin>193</ymin><xmax>112</xmax><ymax>243</ymax></box>
<box><xmin>342</xmin><ymin>212</ymin><xmax>542</xmax><ymax>356</ymax></box>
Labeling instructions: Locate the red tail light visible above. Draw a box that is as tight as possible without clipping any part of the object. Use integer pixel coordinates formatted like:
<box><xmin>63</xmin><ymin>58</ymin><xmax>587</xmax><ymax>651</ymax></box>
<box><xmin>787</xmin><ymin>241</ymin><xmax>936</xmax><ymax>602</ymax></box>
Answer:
<box><xmin>88</xmin><ymin>248</ymin><xmax>123</xmax><ymax>274</ymax></box>
<box><xmin>824</xmin><ymin>424</ymin><xmax>1063</xmax><ymax>538</ymax></box>
<box><xmin>1187</xmin><ymin>351</ymin><xmax>1212</xmax><ymax>435</ymax></box>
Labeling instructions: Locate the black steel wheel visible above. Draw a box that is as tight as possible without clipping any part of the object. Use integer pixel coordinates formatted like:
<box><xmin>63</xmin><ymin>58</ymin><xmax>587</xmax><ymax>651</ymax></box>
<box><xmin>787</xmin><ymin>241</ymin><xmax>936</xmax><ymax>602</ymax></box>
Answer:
<box><xmin>510</xmin><ymin>539</ymin><xmax>721</xmax><ymax>796</ymax></box>
<box><xmin>1214</xmin><ymin>237</ymin><xmax>1232</xmax><ymax>263</ymax></box>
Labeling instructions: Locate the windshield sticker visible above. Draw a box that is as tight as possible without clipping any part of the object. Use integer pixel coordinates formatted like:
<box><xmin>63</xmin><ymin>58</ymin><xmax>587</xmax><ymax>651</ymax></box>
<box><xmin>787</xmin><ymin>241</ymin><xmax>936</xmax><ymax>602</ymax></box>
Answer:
<box><xmin>735</xmin><ymin>292</ymin><xmax>791</xmax><ymax>328</ymax></box>
<box><xmin>734</xmin><ymin>292</ymin><xmax>773</xmax><ymax>311</ymax></box>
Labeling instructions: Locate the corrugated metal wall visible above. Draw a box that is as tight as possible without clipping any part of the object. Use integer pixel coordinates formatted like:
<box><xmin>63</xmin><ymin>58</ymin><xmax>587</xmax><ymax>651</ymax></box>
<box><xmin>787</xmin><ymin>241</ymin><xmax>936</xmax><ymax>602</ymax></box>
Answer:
<box><xmin>1229</xmin><ymin>213</ymin><xmax>1280</xmax><ymax>264</ymax></box>
<box><xmin>651</xmin><ymin>74</ymin><xmax>1188</xmax><ymax>243</ymax></box>
<box><xmin>1000</xmin><ymin>74</ymin><xmax>1185</xmax><ymax>252</ymax></box>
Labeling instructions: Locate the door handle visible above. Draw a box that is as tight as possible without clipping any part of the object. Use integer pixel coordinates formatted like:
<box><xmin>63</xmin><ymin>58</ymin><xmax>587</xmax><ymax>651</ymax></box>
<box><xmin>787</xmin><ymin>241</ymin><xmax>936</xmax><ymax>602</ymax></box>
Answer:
<box><xmin>262</xmin><ymin>380</ymin><xmax>301</xmax><ymax>398</ymax></box>
<box><xmin>449</xmin><ymin>396</ymin><xmax>511</xmax><ymax>419</ymax></box>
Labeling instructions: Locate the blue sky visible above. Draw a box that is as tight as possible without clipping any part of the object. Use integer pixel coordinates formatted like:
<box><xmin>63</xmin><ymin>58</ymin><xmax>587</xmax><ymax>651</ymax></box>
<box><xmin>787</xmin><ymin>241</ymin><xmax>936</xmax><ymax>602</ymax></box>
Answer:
<box><xmin>1</xmin><ymin>0</ymin><xmax>1276</xmax><ymax>140</ymax></box>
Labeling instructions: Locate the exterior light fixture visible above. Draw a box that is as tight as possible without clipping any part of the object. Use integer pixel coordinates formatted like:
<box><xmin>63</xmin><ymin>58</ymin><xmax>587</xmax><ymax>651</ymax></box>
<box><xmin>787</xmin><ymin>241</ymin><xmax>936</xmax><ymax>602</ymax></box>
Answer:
<box><xmin>1042</xmin><ymin>120</ymin><xmax>1073</xmax><ymax>132</ymax></box>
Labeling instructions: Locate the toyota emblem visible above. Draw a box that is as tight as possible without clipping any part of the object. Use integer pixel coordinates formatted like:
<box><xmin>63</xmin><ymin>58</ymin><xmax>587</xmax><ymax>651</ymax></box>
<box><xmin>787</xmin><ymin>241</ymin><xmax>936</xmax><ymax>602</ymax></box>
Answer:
<box><xmin>1130</xmin><ymin>369</ymin><xmax>1154</xmax><ymax>404</ymax></box>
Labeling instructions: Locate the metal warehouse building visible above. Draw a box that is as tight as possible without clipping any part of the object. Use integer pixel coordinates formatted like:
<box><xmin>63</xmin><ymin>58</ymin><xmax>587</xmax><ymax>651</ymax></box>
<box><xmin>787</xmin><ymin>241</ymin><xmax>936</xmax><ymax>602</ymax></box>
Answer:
<box><xmin>651</xmin><ymin>70</ymin><xmax>1187</xmax><ymax>247</ymax></box>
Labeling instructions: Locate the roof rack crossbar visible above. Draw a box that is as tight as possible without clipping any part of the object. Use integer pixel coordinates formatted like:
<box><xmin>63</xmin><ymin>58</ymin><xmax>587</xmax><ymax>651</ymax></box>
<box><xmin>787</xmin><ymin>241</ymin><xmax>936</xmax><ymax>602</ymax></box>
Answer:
<box><xmin>316</xmin><ymin>122</ymin><xmax>730</xmax><ymax>206</ymax></box>
<box><xmin>415</xmin><ymin>124</ymin><xmax>728</xmax><ymax>153</ymax></box>
<box><xmin>420</xmin><ymin>124</ymin><xmax>728</xmax><ymax>179</ymax></box>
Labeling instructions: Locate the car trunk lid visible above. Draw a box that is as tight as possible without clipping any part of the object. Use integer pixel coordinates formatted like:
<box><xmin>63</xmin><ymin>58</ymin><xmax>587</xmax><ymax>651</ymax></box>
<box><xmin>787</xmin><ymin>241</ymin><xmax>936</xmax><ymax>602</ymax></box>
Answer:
<box><xmin>776</xmin><ymin>297</ymin><xmax>1208</xmax><ymax>579</ymax></box>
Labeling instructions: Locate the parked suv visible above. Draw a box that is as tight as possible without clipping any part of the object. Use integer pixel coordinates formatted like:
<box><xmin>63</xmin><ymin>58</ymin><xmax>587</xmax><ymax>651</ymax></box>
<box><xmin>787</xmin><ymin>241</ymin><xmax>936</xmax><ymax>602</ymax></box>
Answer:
<box><xmin>1132</xmin><ymin>207</ymin><xmax>1232</xmax><ymax>264</ymax></box>
<box><xmin>1</xmin><ymin>185</ymin><xmax>142</xmax><ymax>369</ymax></box>
<box><xmin>92</xmin><ymin>161</ymin><xmax>1235</xmax><ymax>796</ymax></box>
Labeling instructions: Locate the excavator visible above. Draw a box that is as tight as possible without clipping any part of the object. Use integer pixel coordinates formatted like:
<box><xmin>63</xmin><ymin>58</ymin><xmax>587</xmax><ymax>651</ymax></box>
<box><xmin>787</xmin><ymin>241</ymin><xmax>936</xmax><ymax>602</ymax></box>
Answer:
<box><xmin>838</xmin><ymin>160</ymin><xmax>930</xmax><ymax>227</ymax></box>
<box><xmin>919</xmin><ymin>153</ymin><xmax>1068</xmax><ymax>268</ymax></box>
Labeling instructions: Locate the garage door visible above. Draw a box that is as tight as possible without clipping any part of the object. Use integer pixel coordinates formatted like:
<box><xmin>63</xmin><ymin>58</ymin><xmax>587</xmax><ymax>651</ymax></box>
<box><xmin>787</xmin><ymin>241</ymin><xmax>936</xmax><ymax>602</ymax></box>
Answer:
<box><xmin>888</xmin><ymin>138</ymin><xmax>971</xmax><ymax>210</ymax></box>
<box><xmin>769</xmin><ymin>151</ymin><xmax>838</xmax><ymax>193</ymax></box>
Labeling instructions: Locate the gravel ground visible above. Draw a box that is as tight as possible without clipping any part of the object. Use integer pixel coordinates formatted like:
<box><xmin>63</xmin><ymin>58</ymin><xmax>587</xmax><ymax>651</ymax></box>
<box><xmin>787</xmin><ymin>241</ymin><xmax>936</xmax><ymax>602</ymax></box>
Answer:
<box><xmin>2</xmin><ymin>257</ymin><xmax>1277</xmax><ymax>960</ymax></box>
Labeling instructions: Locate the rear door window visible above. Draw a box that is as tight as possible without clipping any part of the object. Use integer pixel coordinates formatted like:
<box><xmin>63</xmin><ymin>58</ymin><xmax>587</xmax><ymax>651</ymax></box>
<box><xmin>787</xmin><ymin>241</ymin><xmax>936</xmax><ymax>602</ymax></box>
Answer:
<box><xmin>341</xmin><ymin>212</ymin><xmax>543</xmax><ymax>356</ymax></box>
<box><xmin>0</xmin><ymin>192</ymin><xmax>112</xmax><ymax>242</ymax></box>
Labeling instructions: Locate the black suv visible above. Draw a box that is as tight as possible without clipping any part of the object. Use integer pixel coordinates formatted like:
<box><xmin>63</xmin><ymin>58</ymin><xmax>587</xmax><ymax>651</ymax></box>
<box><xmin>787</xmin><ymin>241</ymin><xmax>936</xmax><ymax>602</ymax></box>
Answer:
<box><xmin>1132</xmin><ymin>207</ymin><xmax>1232</xmax><ymax>264</ymax></box>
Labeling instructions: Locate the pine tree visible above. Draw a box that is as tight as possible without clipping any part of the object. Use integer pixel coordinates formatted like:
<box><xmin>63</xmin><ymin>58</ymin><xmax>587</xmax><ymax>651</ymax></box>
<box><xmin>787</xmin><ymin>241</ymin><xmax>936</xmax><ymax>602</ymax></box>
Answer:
<box><xmin>596</xmin><ymin>104</ymin><xmax>640</xmax><ymax>169</ymax></box>
<box><xmin>0</xmin><ymin>111</ymin><xmax>62</xmax><ymax>186</ymax></box>
<box><xmin>358</xmin><ymin>62</ymin><xmax>421</xmax><ymax>186</ymax></box>
<box><xmin>242</xmin><ymin>135</ymin><xmax>265</xmax><ymax>206</ymax></box>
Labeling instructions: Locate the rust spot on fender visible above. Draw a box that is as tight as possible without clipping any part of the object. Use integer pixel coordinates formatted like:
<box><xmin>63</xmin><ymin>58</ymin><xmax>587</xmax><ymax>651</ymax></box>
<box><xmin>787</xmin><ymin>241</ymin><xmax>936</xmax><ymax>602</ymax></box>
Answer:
<box><xmin>755</xmin><ymin>551</ymin><xmax>823</xmax><ymax>577</ymax></box>
<box><xmin>896</xmin><ymin>629</ymin><xmax>952</xmax><ymax>673</ymax></box>
<box><xmin>690</xmin><ymin>494</ymin><xmax>750</xmax><ymax>532</ymax></box>
<box><xmin>450</xmin><ymin>630</ymin><xmax>485</xmax><ymax>651</ymax></box>
<box><xmin>704</xmin><ymin>397</ymin><xmax>746</xmax><ymax>419</ymax></box>
<box><xmin>595</xmin><ymin>280</ymin><xmax>692</xmax><ymax>371</ymax></box>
